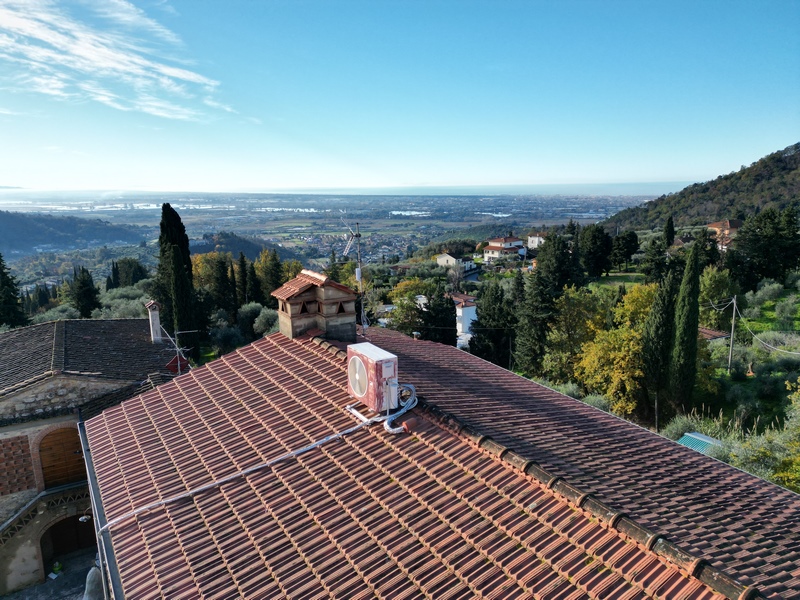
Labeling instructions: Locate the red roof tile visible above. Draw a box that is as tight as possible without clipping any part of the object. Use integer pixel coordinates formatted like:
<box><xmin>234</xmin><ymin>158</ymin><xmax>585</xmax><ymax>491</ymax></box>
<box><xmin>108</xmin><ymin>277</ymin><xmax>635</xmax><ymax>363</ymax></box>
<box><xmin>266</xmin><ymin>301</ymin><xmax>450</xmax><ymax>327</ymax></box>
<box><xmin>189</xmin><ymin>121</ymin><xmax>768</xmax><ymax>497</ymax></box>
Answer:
<box><xmin>698</xmin><ymin>326</ymin><xmax>730</xmax><ymax>341</ymax></box>
<box><xmin>84</xmin><ymin>333</ymin><xmax>741</xmax><ymax>600</ymax></box>
<box><xmin>365</xmin><ymin>327</ymin><xmax>800</xmax><ymax>599</ymax></box>
<box><xmin>271</xmin><ymin>269</ymin><xmax>355</xmax><ymax>301</ymax></box>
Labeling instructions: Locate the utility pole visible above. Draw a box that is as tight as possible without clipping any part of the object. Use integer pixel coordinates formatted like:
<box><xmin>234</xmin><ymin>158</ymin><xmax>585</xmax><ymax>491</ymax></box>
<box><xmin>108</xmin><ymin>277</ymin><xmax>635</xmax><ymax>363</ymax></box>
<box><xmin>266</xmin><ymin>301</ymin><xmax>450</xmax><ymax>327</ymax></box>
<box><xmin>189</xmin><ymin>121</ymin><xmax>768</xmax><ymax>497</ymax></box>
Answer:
<box><xmin>727</xmin><ymin>295</ymin><xmax>737</xmax><ymax>374</ymax></box>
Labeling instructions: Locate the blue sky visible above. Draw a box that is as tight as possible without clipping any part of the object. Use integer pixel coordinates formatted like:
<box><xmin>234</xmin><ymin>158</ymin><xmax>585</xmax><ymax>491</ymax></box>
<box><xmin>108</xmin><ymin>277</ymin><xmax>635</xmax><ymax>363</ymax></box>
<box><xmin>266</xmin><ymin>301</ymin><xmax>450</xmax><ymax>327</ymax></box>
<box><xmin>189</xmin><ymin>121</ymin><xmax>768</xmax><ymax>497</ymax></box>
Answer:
<box><xmin>0</xmin><ymin>0</ymin><xmax>798</xmax><ymax>192</ymax></box>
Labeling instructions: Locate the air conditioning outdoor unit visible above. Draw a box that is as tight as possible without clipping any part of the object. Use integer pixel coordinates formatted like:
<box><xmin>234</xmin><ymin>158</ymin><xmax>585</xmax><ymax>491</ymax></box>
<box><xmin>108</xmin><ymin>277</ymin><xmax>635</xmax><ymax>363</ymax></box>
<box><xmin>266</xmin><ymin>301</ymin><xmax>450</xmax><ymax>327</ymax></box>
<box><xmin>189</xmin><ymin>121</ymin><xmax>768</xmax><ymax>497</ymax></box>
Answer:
<box><xmin>347</xmin><ymin>342</ymin><xmax>398</xmax><ymax>413</ymax></box>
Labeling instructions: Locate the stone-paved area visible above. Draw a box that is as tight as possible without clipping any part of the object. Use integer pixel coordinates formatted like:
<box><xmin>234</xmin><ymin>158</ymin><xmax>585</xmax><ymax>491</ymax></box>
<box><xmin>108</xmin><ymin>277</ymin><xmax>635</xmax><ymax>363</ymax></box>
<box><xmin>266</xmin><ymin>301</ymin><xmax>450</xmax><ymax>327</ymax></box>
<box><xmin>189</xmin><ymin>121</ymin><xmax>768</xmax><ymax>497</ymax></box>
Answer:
<box><xmin>0</xmin><ymin>547</ymin><xmax>96</xmax><ymax>600</ymax></box>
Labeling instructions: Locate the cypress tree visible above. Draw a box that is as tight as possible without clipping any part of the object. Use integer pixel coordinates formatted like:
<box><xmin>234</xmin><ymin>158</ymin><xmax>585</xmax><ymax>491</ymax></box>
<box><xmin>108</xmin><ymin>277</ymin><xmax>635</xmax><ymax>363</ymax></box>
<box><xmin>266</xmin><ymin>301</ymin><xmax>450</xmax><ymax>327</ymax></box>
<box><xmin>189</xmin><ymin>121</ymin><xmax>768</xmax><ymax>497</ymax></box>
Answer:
<box><xmin>246</xmin><ymin>262</ymin><xmax>264</xmax><ymax>305</ymax></box>
<box><xmin>154</xmin><ymin>204</ymin><xmax>192</xmax><ymax>333</ymax></box>
<box><xmin>420</xmin><ymin>285</ymin><xmax>457</xmax><ymax>346</ymax></box>
<box><xmin>170</xmin><ymin>244</ymin><xmax>194</xmax><ymax>347</ymax></box>
<box><xmin>264</xmin><ymin>250</ymin><xmax>283</xmax><ymax>308</ymax></box>
<box><xmin>641</xmin><ymin>270</ymin><xmax>678</xmax><ymax>424</ymax></box>
<box><xmin>663</xmin><ymin>215</ymin><xmax>675</xmax><ymax>247</ymax></box>
<box><xmin>228</xmin><ymin>263</ymin><xmax>239</xmax><ymax>321</ymax></box>
<box><xmin>111</xmin><ymin>260</ymin><xmax>120</xmax><ymax>289</ymax></box>
<box><xmin>0</xmin><ymin>252</ymin><xmax>28</xmax><ymax>328</ymax></box>
<box><xmin>70</xmin><ymin>266</ymin><xmax>101</xmax><ymax>318</ymax></box>
<box><xmin>514</xmin><ymin>270</ymin><xmax>555</xmax><ymax>376</ymax></box>
<box><xmin>670</xmin><ymin>242</ymin><xmax>701</xmax><ymax>408</ymax></box>
<box><xmin>236</xmin><ymin>252</ymin><xmax>248</xmax><ymax>307</ymax></box>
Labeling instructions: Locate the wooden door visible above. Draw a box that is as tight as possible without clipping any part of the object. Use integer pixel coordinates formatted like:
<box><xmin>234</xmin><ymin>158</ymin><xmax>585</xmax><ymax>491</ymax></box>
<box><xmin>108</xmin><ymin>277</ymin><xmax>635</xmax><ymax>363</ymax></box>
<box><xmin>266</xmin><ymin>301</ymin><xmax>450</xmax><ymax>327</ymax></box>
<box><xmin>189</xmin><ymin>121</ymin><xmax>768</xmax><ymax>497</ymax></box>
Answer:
<box><xmin>40</xmin><ymin>428</ymin><xmax>85</xmax><ymax>488</ymax></box>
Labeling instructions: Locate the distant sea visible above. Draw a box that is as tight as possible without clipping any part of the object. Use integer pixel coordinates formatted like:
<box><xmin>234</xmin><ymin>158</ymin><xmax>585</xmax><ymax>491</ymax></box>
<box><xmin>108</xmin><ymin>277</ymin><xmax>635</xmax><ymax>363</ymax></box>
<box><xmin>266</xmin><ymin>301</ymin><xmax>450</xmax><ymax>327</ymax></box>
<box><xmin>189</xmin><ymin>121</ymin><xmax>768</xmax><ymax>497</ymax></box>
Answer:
<box><xmin>0</xmin><ymin>182</ymin><xmax>693</xmax><ymax>199</ymax></box>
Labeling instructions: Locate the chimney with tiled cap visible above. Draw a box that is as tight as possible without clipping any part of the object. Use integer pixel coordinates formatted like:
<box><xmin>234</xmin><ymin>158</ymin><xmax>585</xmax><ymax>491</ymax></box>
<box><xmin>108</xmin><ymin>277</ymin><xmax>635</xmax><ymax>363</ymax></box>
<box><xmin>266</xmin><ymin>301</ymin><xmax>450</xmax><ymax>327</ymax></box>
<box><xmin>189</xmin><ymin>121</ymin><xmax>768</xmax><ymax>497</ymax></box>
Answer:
<box><xmin>145</xmin><ymin>300</ymin><xmax>163</xmax><ymax>343</ymax></box>
<box><xmin>271</xmin><ymin>269</ymin><xmax>357</xmax><ymax>342</ymax></box>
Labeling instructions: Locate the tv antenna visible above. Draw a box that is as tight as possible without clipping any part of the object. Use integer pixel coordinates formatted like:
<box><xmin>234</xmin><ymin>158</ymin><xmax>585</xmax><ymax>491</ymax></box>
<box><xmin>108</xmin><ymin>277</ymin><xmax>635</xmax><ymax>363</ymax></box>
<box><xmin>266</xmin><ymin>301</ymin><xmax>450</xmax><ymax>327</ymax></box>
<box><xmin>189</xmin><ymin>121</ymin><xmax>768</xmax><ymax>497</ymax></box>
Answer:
<box><xmin>341</xmin><ymin>217</ymin><xmax>370</xmax><ymax>331</ymax></box>
<box><xmin>160</xmin><ymin>327</ymin><xmax>197</xmax><ymax>375</ymax></box>
<box><xmin>341</xmin><ymin>217</ymin><xmax>363</xmax><ymax>294</ymax></box>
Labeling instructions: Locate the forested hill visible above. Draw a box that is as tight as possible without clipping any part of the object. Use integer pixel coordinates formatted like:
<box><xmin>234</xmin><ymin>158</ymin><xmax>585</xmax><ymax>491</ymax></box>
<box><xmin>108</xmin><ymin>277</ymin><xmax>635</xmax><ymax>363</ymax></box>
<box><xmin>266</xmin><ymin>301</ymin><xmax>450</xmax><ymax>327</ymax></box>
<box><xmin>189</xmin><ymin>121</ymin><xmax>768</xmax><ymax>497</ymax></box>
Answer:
<box><xmin>604</xmin><ymin>142</ymin><xmax>800</xmax><ymax>230</ymax></box>
<box><xmin>0</xmin><ymin>211</ymin><xmax>145</xmax><ymax>255</ymax></box>
<box><xmin>190</xmin><ymin>231</ymin><xmax>301</xmax><ymax>262</ymax></box>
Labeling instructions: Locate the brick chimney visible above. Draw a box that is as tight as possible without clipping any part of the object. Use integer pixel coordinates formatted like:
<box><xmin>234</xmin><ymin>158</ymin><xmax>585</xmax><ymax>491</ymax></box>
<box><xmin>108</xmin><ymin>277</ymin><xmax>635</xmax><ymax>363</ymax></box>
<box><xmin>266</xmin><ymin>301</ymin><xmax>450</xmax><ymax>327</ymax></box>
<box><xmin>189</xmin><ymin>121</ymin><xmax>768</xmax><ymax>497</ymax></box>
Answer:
<box><xmin>145</xmin><ymin>300</ymin><xmax>163</xmax><ymax>343</ymax></box>
<box><xmin>271</xmin><ymin>270</ymin><xmax>357</xmax><ymax>342</ymax></box>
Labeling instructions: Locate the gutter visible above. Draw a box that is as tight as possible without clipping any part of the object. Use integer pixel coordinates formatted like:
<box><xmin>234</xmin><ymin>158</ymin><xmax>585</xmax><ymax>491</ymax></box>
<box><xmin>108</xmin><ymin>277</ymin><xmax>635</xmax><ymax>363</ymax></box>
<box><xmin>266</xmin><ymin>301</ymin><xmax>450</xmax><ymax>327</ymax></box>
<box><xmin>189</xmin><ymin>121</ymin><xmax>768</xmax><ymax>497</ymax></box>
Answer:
<box><xmin>78</xmin><ymin>420</ymin><xmax>125</xmax><ymax>600</ymax></box>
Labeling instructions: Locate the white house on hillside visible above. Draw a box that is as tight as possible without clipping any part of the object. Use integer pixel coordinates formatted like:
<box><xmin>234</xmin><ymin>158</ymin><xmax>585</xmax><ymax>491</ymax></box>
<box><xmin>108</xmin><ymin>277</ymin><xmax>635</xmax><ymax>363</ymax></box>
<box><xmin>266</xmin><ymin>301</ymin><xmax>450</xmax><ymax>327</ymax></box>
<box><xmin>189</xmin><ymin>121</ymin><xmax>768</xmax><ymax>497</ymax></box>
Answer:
<box><xmin>482</xmin><ymin>236</ymin><xmax>525</xmax><ymax>263</ymax></box>
<box><xmin>527</xmin><ymin>232</ymin><xmax>547</xmax><ymax>249</ymax></box>
<box><xmin>435</xmin><ymin>253</ymin><xmax>476</xmax><ymax>271</ymax></box>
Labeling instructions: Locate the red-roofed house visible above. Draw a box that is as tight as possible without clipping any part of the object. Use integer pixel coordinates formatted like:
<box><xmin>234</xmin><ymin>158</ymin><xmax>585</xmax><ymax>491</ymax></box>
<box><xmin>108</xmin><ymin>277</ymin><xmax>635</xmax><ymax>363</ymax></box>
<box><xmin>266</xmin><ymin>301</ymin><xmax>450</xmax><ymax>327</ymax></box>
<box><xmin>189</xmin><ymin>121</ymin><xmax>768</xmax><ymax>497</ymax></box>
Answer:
<box><xmin>483</xmin><ymin>236</ymin><xmax>526</xmax><ymax>263</ymax></box>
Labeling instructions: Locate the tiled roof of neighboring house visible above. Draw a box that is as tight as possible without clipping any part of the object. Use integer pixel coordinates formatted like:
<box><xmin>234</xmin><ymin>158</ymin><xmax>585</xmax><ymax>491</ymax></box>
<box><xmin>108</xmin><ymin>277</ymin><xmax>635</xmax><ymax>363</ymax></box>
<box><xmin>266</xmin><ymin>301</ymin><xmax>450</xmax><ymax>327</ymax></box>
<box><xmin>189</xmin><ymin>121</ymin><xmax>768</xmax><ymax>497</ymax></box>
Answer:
<box><xmin>488</xmin><ymin>236</ymin><xmax>523</xmax><ymax>244</ymax></box>
<box><xmin>272</xmin><ymin>269</ymin><xmax>354</xmax><ymax>301</ymax></box>
<box><xmin>85</xmin><ymin>334</ymin><xmax>744</xmax><ymax>600</ymax></box>
<box><xmin>450</xmin><ymin>293</ymin><xmax>477</xmax><ymax>309</ymax></box>
<box><xmin>484</xmin><ymin>245</ymin><xmax>522</xmax><ymax>253</ymax></box>
<box><xmin>0</xmin><ymin>319</ymin><xmax>176</xmax><ymax>397</ymax></box>
<box><xmin>676</xmin><ymin>432</ymin><xmax>722</xmax><ymax>456</ymax></box>
<box><xmin>365</xmin><ymin>327</ymin><xmax>800</xmax><ymax>599</ymax></box>
<box><xmin>698</xmin><ymin>326</ymin><xmax>731</xmax><ymax>341</ymax></box>
<box><xmin>706</xmin><ymin>219</ymin><xmax>744</xmax><ymax>231</ymax></box>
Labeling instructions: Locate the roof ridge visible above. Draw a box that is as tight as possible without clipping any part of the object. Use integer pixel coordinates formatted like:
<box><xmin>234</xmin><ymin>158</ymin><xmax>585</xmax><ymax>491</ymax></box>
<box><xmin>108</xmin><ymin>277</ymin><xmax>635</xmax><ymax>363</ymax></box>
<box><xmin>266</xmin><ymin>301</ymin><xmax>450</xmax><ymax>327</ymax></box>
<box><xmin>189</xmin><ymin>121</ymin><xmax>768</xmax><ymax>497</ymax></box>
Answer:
<box><xmin>415</xmin><ymin>396</ymin><xmax>765</xmax><ymax>600</ymax></box>
<box><xmin>51</xmin><ymin>320</ymin><xmax>65</xmax><ymax>373</ymax></box>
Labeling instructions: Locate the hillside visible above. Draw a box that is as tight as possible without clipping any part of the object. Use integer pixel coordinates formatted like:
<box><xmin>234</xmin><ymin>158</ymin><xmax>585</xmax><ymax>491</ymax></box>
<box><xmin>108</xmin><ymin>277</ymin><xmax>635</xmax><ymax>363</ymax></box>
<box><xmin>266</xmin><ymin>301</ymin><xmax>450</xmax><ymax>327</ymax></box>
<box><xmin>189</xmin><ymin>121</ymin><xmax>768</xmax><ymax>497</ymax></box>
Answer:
<box><xmin>0</xmin><ymin>211</ymin><xmax>146</xmax><ymax>255</ymax></box>
<box><xmin>604</xmin><ymin>142</ymin><xmax>800</xmax><ymax>230</ymax></box>
<box><xmin>190</xmin><ymin>231</ymin><xmax>301</xmax><ymax>262</ymax></box>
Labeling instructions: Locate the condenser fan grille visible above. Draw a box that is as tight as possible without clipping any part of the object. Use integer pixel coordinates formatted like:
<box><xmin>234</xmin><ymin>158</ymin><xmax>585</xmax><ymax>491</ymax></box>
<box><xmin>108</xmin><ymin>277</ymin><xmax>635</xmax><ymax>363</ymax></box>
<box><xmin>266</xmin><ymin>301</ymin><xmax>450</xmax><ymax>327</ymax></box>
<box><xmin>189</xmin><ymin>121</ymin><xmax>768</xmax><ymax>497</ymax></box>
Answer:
<box><xmin>348</xmin><ymin>355</ymin><xmax>368</xmax><ymax>397</ymax></box>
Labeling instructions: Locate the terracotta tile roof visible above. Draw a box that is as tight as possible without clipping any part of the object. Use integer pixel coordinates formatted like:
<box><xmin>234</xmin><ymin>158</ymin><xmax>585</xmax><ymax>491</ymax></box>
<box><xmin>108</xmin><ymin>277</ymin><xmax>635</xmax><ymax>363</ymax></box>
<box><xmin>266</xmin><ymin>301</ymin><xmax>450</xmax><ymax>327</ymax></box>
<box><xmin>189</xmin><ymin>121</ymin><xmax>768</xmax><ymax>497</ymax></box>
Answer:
<box><xmin>488</xmin><ymin>237</ymin><xmax>523</xmax><ymax>244</ymax></box>
<box><xmin>698</xmin><ymin>326</ymin><xmax>730</xmax><ymax>341</ymax></box>
<box><xmin>0</xmin><ymin>319</ymin><xmax>175</xmax><ymax>397</ymax></box>
<box><xmin>365</xmin><ymin>328</ymin><xmax>800</xmax><ymax>599</ymax></box>
<box><xmin>84</xmin><ymin>334</ymin><xmax>743</xmax><ymax>600</ymax></box>
<box><xmin>271</xmin><ymin>269</ymin><xmax>355</xmax><ymax>301</ymax></box>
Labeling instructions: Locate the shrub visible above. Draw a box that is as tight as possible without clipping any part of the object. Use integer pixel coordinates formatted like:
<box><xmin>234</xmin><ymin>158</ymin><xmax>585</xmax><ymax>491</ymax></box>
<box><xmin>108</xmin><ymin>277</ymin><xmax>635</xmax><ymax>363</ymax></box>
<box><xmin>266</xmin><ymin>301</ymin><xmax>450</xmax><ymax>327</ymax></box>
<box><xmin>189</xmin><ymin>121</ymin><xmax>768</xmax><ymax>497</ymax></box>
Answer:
<box><xmin>254</xmin><ymin>308</ymin><xmax>279</xmax><ymax>336</ymax></box>
<box><xmin>581</xmin><ymin>395</ymin><xmax>610</xmax><ymax>412</ymax></box>
<box><xmin>661</xmin><ymin>413</ymin><xmax>703</xmax><ymax>440</ymax></box>
<box><xmin>237</xmin><ymin>302</ymin><xmax>264</xmax><ymax>342</ymax></box>
<box><xmin>210</xmin><ymin>325</ymin><xmax>244</xmax><ymax>356</ymax></box>
<box><xmin>742</xmin><ymin>306</ymin><xmax>762</xmax><ymax>319</ymax></box>
<box><xmin>32</xmin><ymin>305</ymin><xmax>81</xmax><ymax>323</ymax></box>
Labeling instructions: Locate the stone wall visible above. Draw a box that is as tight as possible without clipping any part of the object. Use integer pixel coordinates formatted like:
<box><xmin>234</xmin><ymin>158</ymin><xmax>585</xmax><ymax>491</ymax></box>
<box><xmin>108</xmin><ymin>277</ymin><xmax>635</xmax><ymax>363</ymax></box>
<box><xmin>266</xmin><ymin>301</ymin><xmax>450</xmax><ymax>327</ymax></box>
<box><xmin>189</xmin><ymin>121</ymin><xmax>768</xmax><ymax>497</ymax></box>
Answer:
<box><xmin>0</xmin><ymin>376</ymin><xmax>132</xmax><ymax>422</ymax></box>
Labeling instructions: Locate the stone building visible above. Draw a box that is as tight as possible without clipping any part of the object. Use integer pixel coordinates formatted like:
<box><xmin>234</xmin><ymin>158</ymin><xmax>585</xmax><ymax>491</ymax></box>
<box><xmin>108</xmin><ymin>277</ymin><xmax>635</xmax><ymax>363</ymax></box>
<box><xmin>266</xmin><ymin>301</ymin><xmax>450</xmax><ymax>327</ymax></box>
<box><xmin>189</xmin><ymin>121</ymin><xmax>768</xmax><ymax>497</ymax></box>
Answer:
<box><xmin>0</xmin><ymin>317</ymin><xmax>175</xmax><ymax>595</ymax></box>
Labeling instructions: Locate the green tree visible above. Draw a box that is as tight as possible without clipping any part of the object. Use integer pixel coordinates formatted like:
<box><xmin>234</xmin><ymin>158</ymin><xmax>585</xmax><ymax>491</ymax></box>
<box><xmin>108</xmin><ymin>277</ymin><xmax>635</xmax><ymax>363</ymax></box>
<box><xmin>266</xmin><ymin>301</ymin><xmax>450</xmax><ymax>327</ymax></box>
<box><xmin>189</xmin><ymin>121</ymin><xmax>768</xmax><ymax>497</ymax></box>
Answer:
<box><xmin>154</xmin><ymin>203</ymin><xmax>192</xmax><ymax>333</ymax></box>
<box><xmin>246</xmin><ymin>262</ymin><xmax>265</xmax><ymax>305</ymax></box>
<box><xmin>514</xmin><ymin>271</ymin><xmax>555</xmax><ymax>376</ymax></box>
<box><xmin>641</xmin><ymin>270</ymin><xmax>678</xmax><ymax>426</ymax></box>
<box><xmin>0</xmin><ymin>252</ymin><xmax>28</xmax><ymax>328</ymax></box>
<box><xmin>420</xmin><ymin>285</ymin><xmax>457</xmax><ymax>346</ymax></box>
<box><xmin>169</xmin><ymin>245</ymin><xmax>194</xmax><ymax>341</ymax></box>
<box><xmin>541</xmin><ymin>285</ymin><xmax>597</xmax><ymax>382</ymax></box>
<box><xmin>469</xmin><ymin>281</ymin><xmax>514</xmax><ymax>369</ymax></box>
<box><xmin>236</xmin><ymin>252</ymin><xmax>248</xmax><ymax>307</ymax></box>
<box><xmin>610</xmin><ymin>231</ymin><xmax>639</xmax><ymax>271</ymax></box>
<box><xmin>730</xmin><ymin>207</ymin><xmax>800</xmax><ymax>291</ymax></box>
<box><xmin>536</xmin><ymin>234</ymin><xmax>580</xmax><ymax>294</ymax></box>
<box><xmin>580</xmin><ymin>224</ymin><xmax>613</xmax><ymax>277</ymax></box>
<box><xmin>670</xmin><ymin>243</ymin><xmax>701</xmax><ymax>408</ymax></box>
<box><xmin>325</xmin><ymin>249</ymin><xmax>342</xmax><ymax>283</ymax></box>
<box><xmin>663</xmin><ymin>215</ymin><xmax>675</xmax><ymax>247</ymax></box>
<box><xmin>641</xmin><ymin>237</ymin><xmax>669</xmax><ymax>283</ymax></box>
<box><xmin>69</xmin><ymin>266</ymin><xmax>101</xmax><ymax>318</ymax></box>
<box><xmin>255</xmin><ymin>249</ymin><xmax>283</xmax><ymax>308</ymax></box>
<box><xmin>698</xmin><ymin>265</ymin><xmax>737</xmax><ymax>331</ymax></box>
<box><xmin>117</xmin><ymin>258</ymin><xmax>148</xmax><ymax>287</ymax></box>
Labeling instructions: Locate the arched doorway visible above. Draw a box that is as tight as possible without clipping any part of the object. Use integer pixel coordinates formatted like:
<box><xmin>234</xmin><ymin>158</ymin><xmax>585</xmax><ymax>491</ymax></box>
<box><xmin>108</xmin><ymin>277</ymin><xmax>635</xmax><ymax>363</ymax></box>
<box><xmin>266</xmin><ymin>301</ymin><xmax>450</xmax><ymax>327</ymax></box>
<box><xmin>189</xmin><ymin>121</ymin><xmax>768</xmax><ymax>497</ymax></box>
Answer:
<box><xmin>39</xmin><ymin>515</ymin><xmax>96</xmax><ymax>574</ymax></box>
<box><xmin>39</xmin><ymin>428</ymin><xmax>85</xmax><ymax>489</ymax></box>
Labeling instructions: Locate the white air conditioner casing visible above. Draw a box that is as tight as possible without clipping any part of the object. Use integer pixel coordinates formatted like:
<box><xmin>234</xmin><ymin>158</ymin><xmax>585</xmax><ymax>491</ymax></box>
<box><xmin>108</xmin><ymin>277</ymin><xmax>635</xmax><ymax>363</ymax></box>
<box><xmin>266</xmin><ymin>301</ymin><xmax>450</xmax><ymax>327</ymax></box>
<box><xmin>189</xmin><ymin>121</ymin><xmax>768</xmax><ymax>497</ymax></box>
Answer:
<box><xmin>347</xmin><ymin>342</ymin><xmax>398</xmax><ymax>412</ymax></box>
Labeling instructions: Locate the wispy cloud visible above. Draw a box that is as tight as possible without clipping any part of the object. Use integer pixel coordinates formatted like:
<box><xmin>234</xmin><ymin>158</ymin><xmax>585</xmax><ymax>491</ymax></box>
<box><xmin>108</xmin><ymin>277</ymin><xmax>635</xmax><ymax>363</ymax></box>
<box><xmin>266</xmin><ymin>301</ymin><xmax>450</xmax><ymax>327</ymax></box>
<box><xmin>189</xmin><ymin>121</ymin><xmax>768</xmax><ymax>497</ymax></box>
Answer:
<box><xmin>0</xmin><ymin>0</ymin><xmax>232</xmax><ymax>120</ymax></box>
